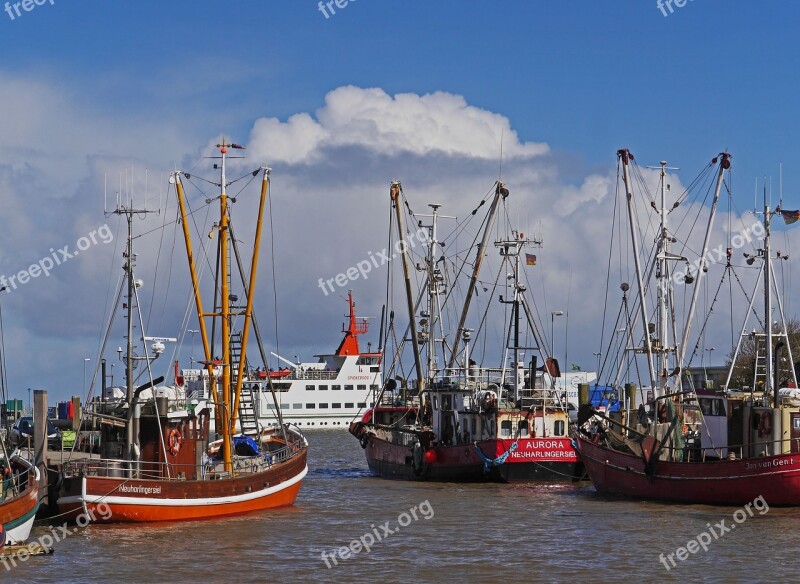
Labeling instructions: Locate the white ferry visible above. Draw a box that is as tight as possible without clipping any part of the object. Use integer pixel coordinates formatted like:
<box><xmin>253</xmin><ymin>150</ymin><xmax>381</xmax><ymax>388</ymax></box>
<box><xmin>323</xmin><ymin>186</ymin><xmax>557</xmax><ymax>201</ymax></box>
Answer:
<box><xmin>181</xmin><ymin>292</ymin><xmax>383</xmax><ymax>428</ymax></box>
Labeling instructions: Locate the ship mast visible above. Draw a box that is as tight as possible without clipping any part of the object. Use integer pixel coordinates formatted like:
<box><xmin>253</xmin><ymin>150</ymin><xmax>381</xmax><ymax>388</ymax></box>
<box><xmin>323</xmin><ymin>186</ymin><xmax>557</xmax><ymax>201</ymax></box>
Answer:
<box><xmin>495</xmin><ymin>232</ymin><xmax>543</xmax><ymax>401</ymax></box>
<box><xmin>618</xmin><ymin>149</ymin><xmax>658</xmax><ymax>392</ymax></box>
<box><xmin>675</xmin><ymin>153</ymin><xmax>730</xmax><ymax>388</ymax></box>
<box><xmin>764</xmin><ymin>188</ymin><xmax>774</xmax><ymax>404</ymax></box>
<box><xmin>448</xmin><ymin>181</ymin><xmax>508</xmax><ymax>369</ymax></box>
<box><xmin>173</xmin><ymin>138</ymin><xmax>254</xmax><ymax>473</ymax></box>
<box><xmin>390</xmin><ymin>181</ymin><xmax>425</xmax><ymax>390</ymax></box>
<box><xmin>112</xmin><ymin>201</ymin><xmax>157</xmax><ymax>461</ymax></box>
<box><xmin>415</xmin><ymin>204</ymin><xmax>453</xmax><ymax>384</ymax></box>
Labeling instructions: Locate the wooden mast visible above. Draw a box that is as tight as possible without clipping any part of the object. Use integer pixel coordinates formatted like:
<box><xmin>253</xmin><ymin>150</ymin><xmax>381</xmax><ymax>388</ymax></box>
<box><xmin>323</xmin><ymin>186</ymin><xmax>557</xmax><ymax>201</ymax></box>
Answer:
<box><xmin>231</xmin><ymin>166</ymin><xmax>270</xmax><ymax>429</ymax></box>
<box><xmin>390</xmin><ymin>181</ymin><xmax>425</xmax><ymax>390</ymax></box>
<box><xmin>173</xmin><ymin>140</ymin><xmax>238</xmax><ymax>472</ymax></box>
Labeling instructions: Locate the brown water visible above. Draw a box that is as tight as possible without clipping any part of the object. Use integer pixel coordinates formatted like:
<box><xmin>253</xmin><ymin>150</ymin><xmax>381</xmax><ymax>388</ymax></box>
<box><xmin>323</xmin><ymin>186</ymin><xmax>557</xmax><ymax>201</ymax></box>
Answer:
<box><xmin>12</xmin><ymin>430</ymin><xmax>800</xmax><ymax>583</ymax></box>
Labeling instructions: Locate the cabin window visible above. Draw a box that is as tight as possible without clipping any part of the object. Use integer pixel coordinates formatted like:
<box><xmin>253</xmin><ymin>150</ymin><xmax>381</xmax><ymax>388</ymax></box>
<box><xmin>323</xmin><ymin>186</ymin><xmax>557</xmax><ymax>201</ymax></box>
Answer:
<box><xmin>281</xmin><ymin>403</ymin><xmax>289</xmax><ymax>409</ymax></box>
<box><xmin>370</xmin><ymin>384</ymin><xmax>379</xmax><ymax>391</ymax></box>
<box><xmin>319</xmin><ymin>404</ymin><xmax>329</xmax><ymax>409</ymax></box>
<box><xmin>332</xmin><ymin>403</ymin><xmax>341</xmax><ymax>408</ymax></box>
<box><xmin>320</xmin><ymin>385</ymin><xmax>328</xmax><ymax>391</ymax></box>
<box><xmin>357</xmin><ymin>384</ymin><xmax>367</xmax><ymax>391</ymax></box>
<box><xmin>333</xmin><ymin>385</ymin><xmax>341</xmax><ymax>391</ymax></box>
<box><xmin>345</xmin><ymin>403</ymin><xmax>354</xmax><ymax>408</ymax></box>
<box><xmin>699</xmin><ymin>398</ymin><xmax>724</xmax><ymax>416</ymax></box>
<box><xmin>554</xmin><ymin>420</ymin><xmax>565</xmax><ymax>436</ymax></box>
<box><xmin>293</xmin><ymin>404</ymin><xmax>302</xmax><ymax>409</ymax></box>
<box><xmin>358</xmin><ymin>402</ymin><xmax>367</xmax><ymax>408</ymax></box>
<box><xmin>345</xmin><ymin>385</ymin><xmax>354</xmax><ymax>391</ymax></box>
<box><xmin>306</xmin><ymin>385</ymin><xmax>314</xmax><ymax>391</ymax></box>
<box><xmin>370</xmin><ymin>366</ymin><xmax>380</xmax><ymax>372</ymax></box>
<box><xmin>517</xmin><ymin>421</ymin><xmax>529</xmax><ymax>437</ymax></box>
<box><xmin>500</xmin><ymin>420</ymin><xmax>513</xmax><ymax>437</ymax></box>
<box><xmin>306</xmin><ymin>404</ymin><xmax>316</xmax><ymax>409</ymax></box>
<box><xmin>442</xmin><ymin>395</ymin><xmax>452</xmax><ymax>410</ymax></box>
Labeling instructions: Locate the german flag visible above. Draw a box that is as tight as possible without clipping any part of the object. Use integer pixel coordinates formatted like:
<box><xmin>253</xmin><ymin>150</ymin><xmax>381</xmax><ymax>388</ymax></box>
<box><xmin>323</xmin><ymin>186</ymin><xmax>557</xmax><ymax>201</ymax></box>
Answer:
<box><xmin>780</xmin><ymin>209</ymin><xmax>800</xmax><ymax>224</ymax></box>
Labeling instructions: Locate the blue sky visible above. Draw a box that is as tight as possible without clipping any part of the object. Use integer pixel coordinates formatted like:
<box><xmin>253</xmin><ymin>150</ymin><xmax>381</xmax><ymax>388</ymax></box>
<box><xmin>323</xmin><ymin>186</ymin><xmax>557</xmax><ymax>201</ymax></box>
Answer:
<box><xmin>0</xmin><ymin>1</ymin><xmax>798</xmax><ymax>401</ymax></box>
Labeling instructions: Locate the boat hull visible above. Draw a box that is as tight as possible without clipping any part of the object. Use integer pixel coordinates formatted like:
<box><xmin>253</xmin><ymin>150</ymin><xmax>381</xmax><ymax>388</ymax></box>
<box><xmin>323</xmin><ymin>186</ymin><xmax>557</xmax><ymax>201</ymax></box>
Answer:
<box><xmin>485</xmin><ymin>437</ymin><xmax>585</xmax><ymax>482</ymax></box>
<box><xmin>576</xmin><ymin>435</ymin><xmax>800</xmax><ymax>505</ymax></box>
<box><xmin>57</xmin><ymin>450</ymin><xmax>307</xmax><ymax>523</ymax></box>
<box><xmin>0</xmin><ymin>458</ymin><xmax>39</xmax><ymax>544</ymax></box>
<box><xmin>359</xmin><ymin>432</ymin><xmax>488</xmax><ymax>482</ymax></box>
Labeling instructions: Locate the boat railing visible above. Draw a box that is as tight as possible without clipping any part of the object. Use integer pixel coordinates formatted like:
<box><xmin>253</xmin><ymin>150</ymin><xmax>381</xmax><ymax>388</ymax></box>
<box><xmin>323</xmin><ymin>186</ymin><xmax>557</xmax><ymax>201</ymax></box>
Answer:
<box><xmin>61</xmin><ymin>436</ymin><xmax>305</xmax><ymax>481</ymax></box>
<box><xmin>637</xmin><ymin>435</ymin><xmax>800</xmax><ymax>462</ymax></box>
<box><xmin>292</xmin><ymin>369</ymin><xmax>339</xmax><ymax>381</ymax></box>
<box><xmin>0</xmin><ymin>462</ymin><xmax>33</xmax><ymax>501</ymax></box>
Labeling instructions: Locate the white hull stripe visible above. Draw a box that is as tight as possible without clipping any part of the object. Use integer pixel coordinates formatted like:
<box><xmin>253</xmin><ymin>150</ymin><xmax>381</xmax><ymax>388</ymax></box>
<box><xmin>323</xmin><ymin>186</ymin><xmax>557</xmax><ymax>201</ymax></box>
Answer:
<box><xmin>5</xmin><ymin>513</ymin><xmax>36</xmax><ymax>545</ymax></box>
<box><xmin>58</xmin><ymin>465</ymin><xmax>307</xmax><ymax>508</ymax></box>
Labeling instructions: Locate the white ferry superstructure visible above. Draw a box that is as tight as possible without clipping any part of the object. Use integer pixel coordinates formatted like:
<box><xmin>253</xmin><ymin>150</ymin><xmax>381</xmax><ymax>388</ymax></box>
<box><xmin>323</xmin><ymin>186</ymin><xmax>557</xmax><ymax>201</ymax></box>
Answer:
<box><xmin>181</xmin><ymin>292</ymin><xmax>382</xmax><ymax>428</ymax></box>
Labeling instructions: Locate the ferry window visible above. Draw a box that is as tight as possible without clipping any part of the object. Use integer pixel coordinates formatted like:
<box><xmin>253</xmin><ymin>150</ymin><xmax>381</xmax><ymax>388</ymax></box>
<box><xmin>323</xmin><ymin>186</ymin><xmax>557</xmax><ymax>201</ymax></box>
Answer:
<box><xmin>554</xmin><ymin>420</ymin><xmax>565</xmax><ymax>436</ymax></box>
<box><xmin>358</xmin><ymin>402</ymin><xmax>367</xmax><ymax>408</ymax></box>
<box><xmin>281</xmin><ymin>403</ymin><xmax>289</xmax><ymax>409</ymax></box>
<box><xmin>333</xmin><ymin>385</ymin><xmax>341</xmax><ymax>391</ymax></box>
<box><xmin>500</xmin><ymin>420</ymin><xmax>513</xmax><ymax>437</ymax></box>
<box><xmin>517</xmin><ymin>421</ymin><xmax>529</xmax><ymax>437</ymax></box>
<box><xmin>345</xmin><ymin>385</ymin><xmax>354</xmax><ymax>391</ymax></box>
<box><xmin>357</xmin><ymin>384</ymin><xmax>367</xmax><ymax>390</ymax></box>
<box><xmin>345</xmin><ymin>403</ymin><xmax>354</xmax><ymax>408</ymax></box>
<box><xmin>320</xmin><ymin>385</ymin><xmax>328</xmax><ymax>391</ymax></box>
<box><xmin>319</xmin><ymin>404</ymin><xmax>329</xmax><ymax>409</ymax></box>
<box><xmin>332</xmin><ymin>403</ymin><xmax>341</xmax><ymax>408</ymax></box>
<box><xmin>306</xmin><ymin>403</ymin><xmax>316</xmax><ymax>409</ymax></box>
<box><xmin>293</xmin><ymin>404</ymin><xmax>302</xmax><ymax>409</ymax></box>
<box><xmin>306</xmin><ymin>385</ymin><xmax>315</xmax><ymax>391</ymax></box>
<box><xmin>370</xmin><ymin>384</ymin><xmax>379</xmax><ymax>391</ymax></box>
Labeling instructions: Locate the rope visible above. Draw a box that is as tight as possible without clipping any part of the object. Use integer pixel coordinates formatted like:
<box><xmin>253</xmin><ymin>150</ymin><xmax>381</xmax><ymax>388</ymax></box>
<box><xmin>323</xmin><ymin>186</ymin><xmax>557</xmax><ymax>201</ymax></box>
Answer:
<box><xmin>474</xmin><ymin>440</ymin><xmax>517</xmax><ymax>473</ymax></box>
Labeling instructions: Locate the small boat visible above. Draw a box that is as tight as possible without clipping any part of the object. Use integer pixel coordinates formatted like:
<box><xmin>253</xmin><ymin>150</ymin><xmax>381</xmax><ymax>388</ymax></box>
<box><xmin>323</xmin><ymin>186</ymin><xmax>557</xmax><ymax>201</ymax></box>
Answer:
<box><xmin>57</xmin><ymin>139</ymin><xmax>308</xmax><ymax>522</ymax></box>
<box><xmin>0</xmin><ymin>454</ymin><xmax>39</xmax><ymax>545</ymax></box>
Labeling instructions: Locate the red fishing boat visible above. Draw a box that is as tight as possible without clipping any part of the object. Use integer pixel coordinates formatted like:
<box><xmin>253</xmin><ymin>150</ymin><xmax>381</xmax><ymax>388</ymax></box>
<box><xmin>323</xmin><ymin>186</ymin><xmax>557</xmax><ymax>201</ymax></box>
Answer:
<box><xmin>575</xmin><ymin>149</ymin><xmax>800</xmax><ymax>505</ymax></box>
<box><xmin>58</xmin><ymin>140</ymin><xmax>308</xmax><ymax>522</ymax></box>
<box><xmin>351</xmin><ymin>181</ymin><xmax>585</xmax><ymax>482</ymax></box>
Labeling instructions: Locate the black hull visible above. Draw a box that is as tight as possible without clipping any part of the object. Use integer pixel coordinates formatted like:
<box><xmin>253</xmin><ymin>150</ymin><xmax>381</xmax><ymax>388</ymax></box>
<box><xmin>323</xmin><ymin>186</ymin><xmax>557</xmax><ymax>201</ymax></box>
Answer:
<box><xmin>365</xmin><ymin>456</ymin><xmax>489</xmax><ymax>482</ymax></box>
<box><xmin>489</xmin><ymin>461</ymin><xmax>587</xmax><ymax>482</ymax></box>
<box><xmin>356</xmin><ymin>429</ymin><xmax>490</xmax><ymax>483</ymax></box>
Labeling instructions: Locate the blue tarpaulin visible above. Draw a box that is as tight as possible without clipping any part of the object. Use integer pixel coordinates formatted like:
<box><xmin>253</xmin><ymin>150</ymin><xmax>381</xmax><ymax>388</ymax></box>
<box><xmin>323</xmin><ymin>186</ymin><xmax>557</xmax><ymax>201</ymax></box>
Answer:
<box><xmin>232</xmin><ymin>435</ymin><xmax>260</xmax><ymax>457</ymax></box>
<box><xmin>590</xmin><ymin>384</ymin><xmax>621</xmax><ymax>412</ymax></box>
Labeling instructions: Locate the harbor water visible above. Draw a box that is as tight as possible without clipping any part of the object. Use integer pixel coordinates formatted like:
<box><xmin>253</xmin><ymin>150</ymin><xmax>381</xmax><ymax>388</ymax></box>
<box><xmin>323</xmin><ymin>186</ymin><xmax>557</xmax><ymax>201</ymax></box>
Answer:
<box><xmin>15</xmin><ymin>430</ymin><xmax>800</xmax><ymax>583</ymax></box>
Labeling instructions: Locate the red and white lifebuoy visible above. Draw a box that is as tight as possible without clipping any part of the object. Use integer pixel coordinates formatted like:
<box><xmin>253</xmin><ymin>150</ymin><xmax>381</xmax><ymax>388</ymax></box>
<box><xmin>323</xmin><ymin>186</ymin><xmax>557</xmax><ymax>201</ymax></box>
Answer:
<box><xmin>169</xmin><ymin>428</ymin><xmax>184</xmax><ymax>456</ymax></box>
